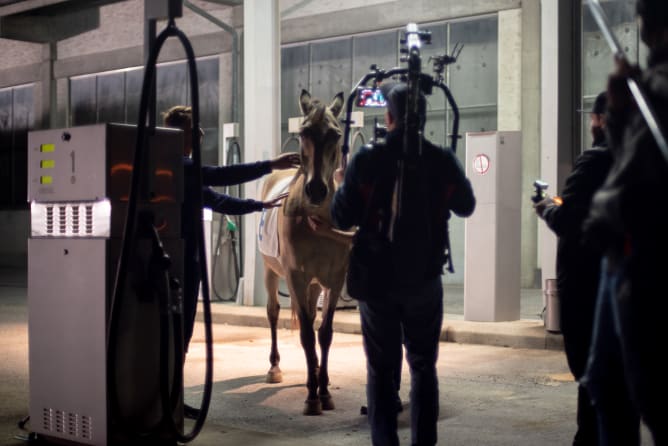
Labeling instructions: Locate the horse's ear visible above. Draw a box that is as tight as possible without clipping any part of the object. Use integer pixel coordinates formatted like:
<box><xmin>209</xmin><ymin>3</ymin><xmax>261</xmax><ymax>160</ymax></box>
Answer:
<box><xmin>329</xmin><ymin>92</ymin><xmax>345</xmax><ymax>118</ymax></box>
<box><xmin>299</xmin><ymin>89</ymin><xmax>313</xmax><ymax>116</ymax></box>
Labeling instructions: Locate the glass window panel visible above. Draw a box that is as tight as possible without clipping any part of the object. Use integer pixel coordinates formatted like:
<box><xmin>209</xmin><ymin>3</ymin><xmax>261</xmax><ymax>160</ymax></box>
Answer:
<box><xmin>197</xmin><ymin>57</ymin><xmax>220</xmax><ymax>129</ymax></box>
<box><xmin>97</xmin><ymin>71</ymin><xmax>126</xmax><ymax>124</ymax></box>
<box><xmin>582</xmin><ymin>1</ymin><xmax>638</xmax><ymax>96</ymax></box>
<box><xmin>346</xmin><ymin>114</ymin><xmax>381</xmax><ymax>156</ymax></box>
<box><xmin>0</xmin><ymin>87</ymin><xmax>12</xmax><ymax>205</ymax></box>
<box><xmin>125</xmin><ymin>67</ymin><xmax>144</xmax><ymax>125</ymax></box>
<box><xmin>12</xmin><ymin>85</ymin><xmax>33</xmax><ymax>130</ymax></box>
<box><xmin>580</xmin><ymin>96</ymin><xmax>597</xmax><ymax>150</ymax></box>
<box><xmin>581</xmin><ymin>0</ymin><xmax>639</xmax><ymax>150</ymax></box>
<box><xmin>424</xmin><ymin>109</ymin><xmax>449</xmax><ymax>149</ymax></box>
<box><xmin>12</xmin><ymin>130</ymin><xmax>27</xmax><ymax>204</ymax></box>
<box><xmin>0</xmin><ymin>84</ymin><xmax>33</xmax><ymax>207</ymax></box>
<box><xmin>281</xmin><ymin>45</ymin><xmax>310</xmax><ymax>122</ymax></box>
<box><xmin>444</xmin><ymin>217</ymin><xmax>466</xmax><ymax>285</ymax></box>
<box><xmin>582</xmin><ymin>0</ymin><xmax>636</xmax><ymax>33</ymax></box>
<box><xmin>420</xmin><ymin>24</ymin><xmax>448</xmax><ymax>112</ymax></box>
<box><xmin>125</xmin><ymin>68</ymin><xmax>146</xmax><ymax>124</ymax></box>
<box><xmin>581</xmin><ymin>1</ymin><xmax>637</xmax><ymax>98</ymax></box>
<box><xmin>0</xmin><ymin>150</ymin><xmax>11</xmax><ymax>206</ymax></box>
<box><xmin>310</xmin><ymin>39</ymin><xmax>352</xmax><ymax>102</ymax></box>
<box><xmin>449</xmin><ymin>17</ymin><xmax>498</xmax><ymax>108</ymax></box>
<box><xmin>156</xmin><ymin>61</ymin><xmax>188</xmax><ymax>122</ymax></box>
<box><xmin>280</xmin><ymin>124</ymin><xmax>301</xmax><ymax>156</ymax></box>
<box><xmin>352</xmin><ymin>31</ymin><xmax>398</xmax><ymax>83</ymax></box>
<box><xmin>70</xmin><ymin>75</ymin><xmax>98</xmax><ymax>126</ymax></box>
<box><xmin>458</xmin><ymin>107</ymin><xmax>497</xmax><ymax>135</ymax></box>
<box><xmin>0</xmin><ymin>89</ymin><xmax>12</xmax><ymax>149</ymax></box>
<box><xmin>12</xmin><ymin>85</ymin><xmax>33</xmax><ymax>205</ymax></box>
<box><xmin>201</xmin><ymin>127</ymin><xmax>218</xmax><ymax>166</ymax></box>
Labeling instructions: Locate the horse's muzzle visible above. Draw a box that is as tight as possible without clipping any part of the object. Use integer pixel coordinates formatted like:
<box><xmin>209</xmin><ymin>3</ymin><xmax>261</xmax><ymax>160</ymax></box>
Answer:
<box><xmin>305</xmin><ymin>179</ymin><xmax>327</xmax><ymax>205</ymax></box>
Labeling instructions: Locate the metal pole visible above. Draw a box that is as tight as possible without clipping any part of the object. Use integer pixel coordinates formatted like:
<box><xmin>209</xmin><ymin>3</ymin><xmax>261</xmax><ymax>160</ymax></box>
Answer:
<box><xmin>143</xmin><ymin>10</ymin><xmax>157</xmax><ymax>128</ymax></box>
<box><xmin>585</xmin><ymin>0</ymin><xmax>668</xmax><ymax>165</ymax></box>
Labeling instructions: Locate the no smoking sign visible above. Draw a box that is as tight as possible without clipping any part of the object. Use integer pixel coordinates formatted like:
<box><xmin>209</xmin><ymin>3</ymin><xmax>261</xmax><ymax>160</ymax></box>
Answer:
<box><xmin>473</xmin><ymin>154</ymin><xmax>490</xmax><ymax>175</ymax></box>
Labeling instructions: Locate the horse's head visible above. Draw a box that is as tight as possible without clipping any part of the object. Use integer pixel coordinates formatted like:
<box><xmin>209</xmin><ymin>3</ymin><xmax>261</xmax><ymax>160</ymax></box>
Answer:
<box><xmin>298</xmin><ymin>89</ymin><xmax>344</xmax><ymax>206</ymax></box>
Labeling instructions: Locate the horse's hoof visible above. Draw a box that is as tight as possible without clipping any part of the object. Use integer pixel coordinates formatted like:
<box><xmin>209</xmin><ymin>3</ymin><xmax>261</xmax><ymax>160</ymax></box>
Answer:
<box><xmin>303</xmin><ymin>398</ymin><xmax>323</xmax><ymax>415</ymax></box>
<box><xmin>320</xmin><ymin>394</ymin><xmax>335</xmax><ymax>411</ymax></box>
<box><xmin>266</xmin><ymin>367</ymin><xmax>283</xmax><ymax>384</ymax></box>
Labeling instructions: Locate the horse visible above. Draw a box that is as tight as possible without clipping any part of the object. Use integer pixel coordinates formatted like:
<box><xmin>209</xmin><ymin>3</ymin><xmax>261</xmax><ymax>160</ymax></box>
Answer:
<box><xmin>259</xmin><ymin>89</ymin><xmax>349</xmax><ymax>415</ymax></box>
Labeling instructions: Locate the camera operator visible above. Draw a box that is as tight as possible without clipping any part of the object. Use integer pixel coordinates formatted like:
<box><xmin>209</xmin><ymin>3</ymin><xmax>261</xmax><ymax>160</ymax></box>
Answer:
<box><xmin>583</xmin><ymin>0</ymin><xmax>668</xmax><ymax>443</ymax></box>
<box><xmin>534</xmin><ymin>92</ymin><xmax>640</xmax><ymax>445</ymax></box>
<box><xmin>330</xmin><ymin>82</ymin><xmax>475</xmax><ymax>446</ymax></box>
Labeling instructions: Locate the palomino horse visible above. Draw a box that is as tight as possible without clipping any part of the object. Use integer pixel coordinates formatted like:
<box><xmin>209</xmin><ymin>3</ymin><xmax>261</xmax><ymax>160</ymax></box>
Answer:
<box><xmin>260</xmin><ymin>90</ymin><xmax>348</xmax><ymax>415</ymax></box>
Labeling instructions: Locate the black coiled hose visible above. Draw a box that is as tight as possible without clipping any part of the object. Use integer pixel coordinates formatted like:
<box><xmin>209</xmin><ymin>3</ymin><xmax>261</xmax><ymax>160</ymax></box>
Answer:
<box><xmin>107</xmin><ymin>17</ymin><xmax>213</xmax><ymax>444</ymax></box>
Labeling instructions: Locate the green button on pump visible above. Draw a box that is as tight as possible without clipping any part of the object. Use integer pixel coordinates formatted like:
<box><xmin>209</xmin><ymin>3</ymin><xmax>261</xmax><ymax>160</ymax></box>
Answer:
<box><xmin>40</xmin><ymin>144</ymin><xmax>55</xmax><ymax>153</ymax></box>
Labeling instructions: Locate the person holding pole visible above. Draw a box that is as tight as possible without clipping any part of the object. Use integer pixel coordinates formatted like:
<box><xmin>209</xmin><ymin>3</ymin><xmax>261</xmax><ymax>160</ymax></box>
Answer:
<box><xmin>583</xmin><ymin>0</ymin><xmax>668</xmax><ymax>443</ymax></box>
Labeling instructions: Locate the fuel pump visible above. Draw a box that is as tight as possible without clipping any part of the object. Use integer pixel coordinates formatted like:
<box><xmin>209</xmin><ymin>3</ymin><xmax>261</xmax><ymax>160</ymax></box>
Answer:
<box><xmin>26</xmin><ymin>1</ymin><xmax>214</xmax><ymax>444</ymax></box>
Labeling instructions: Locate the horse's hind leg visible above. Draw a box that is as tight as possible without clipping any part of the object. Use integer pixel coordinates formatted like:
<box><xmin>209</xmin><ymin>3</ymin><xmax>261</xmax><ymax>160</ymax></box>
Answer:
<box><xmin>264</xmin><ymin>264</ymin><xmax>282</xmax><ymax>383</ymax></box>
<box><xmin>317</xmin><ymin>286</ymin><xmax>341</xmax><ymax>411</ymax></box>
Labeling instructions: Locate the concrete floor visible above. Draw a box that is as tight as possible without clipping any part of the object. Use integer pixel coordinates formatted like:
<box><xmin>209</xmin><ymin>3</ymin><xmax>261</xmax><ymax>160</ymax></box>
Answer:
<box><xmin>0</xmin><ymin>273</ymin><xmax>653</xmax><ymax>446</ymax></box>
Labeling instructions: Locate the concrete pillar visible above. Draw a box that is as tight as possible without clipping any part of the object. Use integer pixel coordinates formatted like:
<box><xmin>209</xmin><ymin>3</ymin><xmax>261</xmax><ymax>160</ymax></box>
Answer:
<box><xmin>242</xmin><ymin>0</ymin><xmax>280</xmax><ymax>306</ymax></box>
<box><xmin>36</xmin><ymin>41</ymin><xmax>57</xmax><ymax>130</ymax></box>
<box><xmin>55</xmin><ymin>78</ymin><xmax>70</xmax><ymax>129</ymax></box>
<box><xmin>498</xmin><ymin>9</ymin><xmax>522</xmax><ymax>132</ymax></box>
<box><xmin>498</xmin><ymin>9</ymin><xmax>534</xmax><ymax>288</ymax></box>
<box><xmin>499</xmin><ymin>7</ymin><xmax>542</xmax><ymax>289</ymax></box>
<box><xmin>521</xmin><ymin>1</ymin><xmax>541</xmax><ymax>288</ymax></box>
<box><xmin>539</xmin><ymin>0</ymin><xmax>581</xmax><ymax>286</ymax></box>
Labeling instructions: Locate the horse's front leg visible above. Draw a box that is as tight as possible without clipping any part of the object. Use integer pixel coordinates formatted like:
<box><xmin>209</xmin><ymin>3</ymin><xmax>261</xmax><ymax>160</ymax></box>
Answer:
<box><xmin>288</xmin><ymin>274</ymin><xmax>322</xmax><ymax>415</ymax></box>
<box><xmin>264</xmin><ymin>260</ymin><xmax>282</xmax><ymax>383</ymax></box>
<box><xmin>317</xmin><ymin>284</ymin><xmax>342</xmax><ymax>411</ymax></box>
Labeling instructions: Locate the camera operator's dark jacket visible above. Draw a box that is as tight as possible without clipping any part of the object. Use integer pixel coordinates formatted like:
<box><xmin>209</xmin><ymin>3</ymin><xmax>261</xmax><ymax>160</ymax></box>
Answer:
<box><xmin>542</xmin><ymin>143</ymin><xmax>613</xmax><ymax>377</ymax></box>
<box><xmin>331</xmin><ymin>129</ymin><xmax>475</xmax><ymax>284</ymax></box>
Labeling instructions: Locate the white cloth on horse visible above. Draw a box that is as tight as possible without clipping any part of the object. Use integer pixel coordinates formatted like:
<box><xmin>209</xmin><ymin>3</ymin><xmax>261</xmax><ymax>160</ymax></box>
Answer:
<box><xmin>258</xmin><ymin>176</ymin><xmax>292</xmax><ymax>257</ymax></box>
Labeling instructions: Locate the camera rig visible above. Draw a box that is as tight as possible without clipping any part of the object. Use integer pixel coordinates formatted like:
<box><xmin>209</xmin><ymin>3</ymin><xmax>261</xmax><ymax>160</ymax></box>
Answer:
<box><xmin>341</xmin><ymin>22</ymin><xmax>463</xmax><ymax>168</ymax></box>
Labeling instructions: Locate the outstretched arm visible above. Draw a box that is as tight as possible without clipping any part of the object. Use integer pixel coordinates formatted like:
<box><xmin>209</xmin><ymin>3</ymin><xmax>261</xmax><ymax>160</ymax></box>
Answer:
<box><xmin>200</xmin><ymin>153</ymin><xmax>299</xmax><ymax>188</ymax></box>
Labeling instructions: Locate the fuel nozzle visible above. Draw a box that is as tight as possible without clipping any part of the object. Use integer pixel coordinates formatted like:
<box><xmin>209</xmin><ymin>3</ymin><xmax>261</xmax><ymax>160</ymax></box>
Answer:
<box><xmin>532</xmin><ymin>180</ymin><xmax>549</xmax><ymax>203</ymax></box>
<box><xmin>225</xmin><ymin>215</ymin><xmax>237</xmax><ymax>232</ymax></box>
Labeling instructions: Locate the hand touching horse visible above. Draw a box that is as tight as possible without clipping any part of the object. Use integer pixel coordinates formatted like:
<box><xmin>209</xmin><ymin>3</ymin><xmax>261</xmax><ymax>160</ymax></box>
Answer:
<box><xmin>260</xmin><ymin>90</ymin><xmax>349</xmax><ymax>415</ymax></box>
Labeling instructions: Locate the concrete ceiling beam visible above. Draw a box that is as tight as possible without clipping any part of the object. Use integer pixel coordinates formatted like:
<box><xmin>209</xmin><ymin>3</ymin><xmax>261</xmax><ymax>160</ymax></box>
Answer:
<box><xmin>0</xmin><ymin>6</ymin><xmax>99</xmax><ymax>42</ymax></box>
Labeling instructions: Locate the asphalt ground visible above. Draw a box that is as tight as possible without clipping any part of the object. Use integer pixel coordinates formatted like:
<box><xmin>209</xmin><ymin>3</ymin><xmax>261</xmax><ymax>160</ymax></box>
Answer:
<box><xmin>0</xmin><ymin>283</ymin><xmax>654</xmax><ymax>445</ymax></box>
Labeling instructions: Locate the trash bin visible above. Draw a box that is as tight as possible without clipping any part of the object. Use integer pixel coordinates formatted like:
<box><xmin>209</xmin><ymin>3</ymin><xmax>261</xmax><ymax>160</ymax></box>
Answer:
<box><xmin>543</xmin><ymin>279</ymin><xmax>561</xmax><ymax>333</ymax></box>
